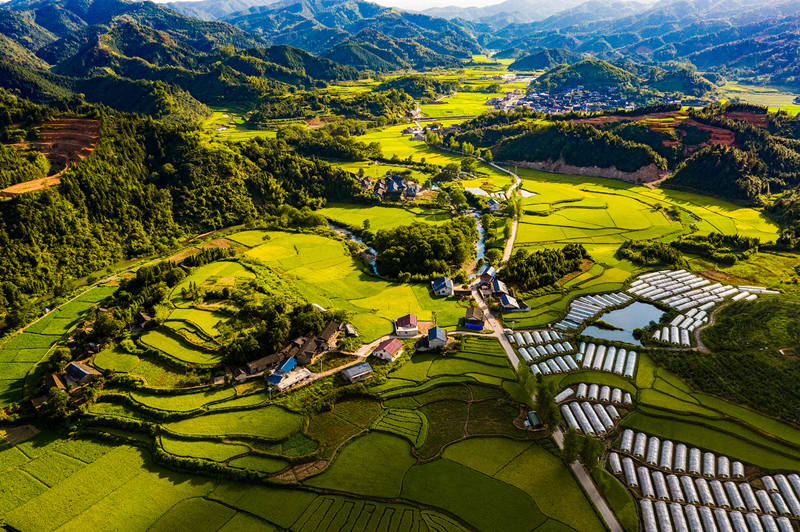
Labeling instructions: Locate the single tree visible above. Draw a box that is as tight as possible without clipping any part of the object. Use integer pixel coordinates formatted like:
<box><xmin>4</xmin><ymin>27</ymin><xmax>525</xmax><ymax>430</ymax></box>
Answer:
<box><xmin>561</xmin><ymin>428</ymin><xmax>582</xmax><ymax>463</ymax></box>
<box><xmin>579</xmin><ymin>436</ymin><xmax>605</xmax><ymax>471</ymax></box>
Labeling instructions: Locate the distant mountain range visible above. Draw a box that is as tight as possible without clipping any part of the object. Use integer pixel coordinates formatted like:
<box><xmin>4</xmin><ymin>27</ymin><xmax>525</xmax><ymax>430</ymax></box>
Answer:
<box><xmin>167</xmin><ymin>0</ymin><xmax>278</xmax><ymax>21</ymax></box>
<box><xmin>0</xmin><ymin>0</ymin><xmax>798</xmax><ymax>121</ymax></box>
<box><xmin>490</xmin><ymin>0</ymin><xmax>800</xmax><ymax>88</ymax></box>
<box><xmin>0</xmin><ymin>0</ymin><xmax>361</xmax><ymax>121</ymax></box>
<box><xmin>220</xmin><ymin>0</ymin><xmax>482</xmax><ymax>70</ymax></box>
<box><xmin>420</xmin><ymin>0</ymin><xmax>589</xmax><ymax>28</ymax></box>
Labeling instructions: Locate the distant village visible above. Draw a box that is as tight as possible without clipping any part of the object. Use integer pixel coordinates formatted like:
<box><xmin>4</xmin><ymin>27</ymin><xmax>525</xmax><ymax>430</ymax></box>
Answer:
<box><xmin>485</xmin><ymin>86</ymin><xmax>712</xmax><ymax>115</ymax></box>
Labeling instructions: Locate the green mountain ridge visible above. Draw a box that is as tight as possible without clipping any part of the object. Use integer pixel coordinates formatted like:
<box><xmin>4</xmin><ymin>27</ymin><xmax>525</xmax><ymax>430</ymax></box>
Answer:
<box><xmin>222</xmin><ymin>0</ymin><xmax>482</xmax><ymax>69</ymax></box>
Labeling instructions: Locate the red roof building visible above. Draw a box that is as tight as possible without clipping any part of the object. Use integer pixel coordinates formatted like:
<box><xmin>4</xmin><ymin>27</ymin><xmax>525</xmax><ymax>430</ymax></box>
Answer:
<box><xmin>394</xmin><ymin>314</ymin><xmax>418</xmax><ymax>337</ymax></box>
<box><xmin>372</xmin><ymin>338</ymin><xmax>404</xmax><ymax>361</ymax></box>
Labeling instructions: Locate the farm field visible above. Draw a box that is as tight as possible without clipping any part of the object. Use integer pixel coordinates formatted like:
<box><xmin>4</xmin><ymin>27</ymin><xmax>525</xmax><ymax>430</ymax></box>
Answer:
<box><xmin>420</xmin><ymin>91</ymin><xmax>504</xmax><ymax>117</ymax></box>
<box><xmin>238</xmin><ymin>230</ymin><xmax>466</xmax><ymax>340</ymax></box>
<box><xmin>502</xmin><ymin>167</ymin><xmax>780</xmax><ymax>327</ymax></box>
<box><xmin>139</xmin><ymin>329</ymin><xmax>221</xmax><ymax>365</ymax></box>
<box><xmin>357</xmin><ymin>122</ymin><xmax>515</xmax><ymax>188</ymax></box>
<box><xmin>719</xmin><ymin>82</ymin><xmax>800</xmax><ymax>115</ymax></box>
<box><xmin>201</xmin><ymin>109</ymin><xmax>278</xmax><ymax>141</ymax></box>
<box><xmin>333</xmin><ymin>159</ymin><xmax>431</xmax><ymax>184</ymax></box>
<box><xmin>319</xmin><ymin>202</ymin><xmax>451</xmax><ymax>230</ymax></box>
<box><xmin>92</xmin><ymin>347</ymin><xmax>185</xmax><ymax>387</ymax></box>
<box><xmin>1</xmin><ymin>329</ymin><xmax>606</xmax><ymax>531</ymax></box>
<box><xmin>544</xmin><ymin>346</ymin><xmax>800</xmax><ymax>472</ymax></box>
<box><xmin>0</xmin><ymin>284</ymin><xmax>116</xmax><ymax>407</ymax></box>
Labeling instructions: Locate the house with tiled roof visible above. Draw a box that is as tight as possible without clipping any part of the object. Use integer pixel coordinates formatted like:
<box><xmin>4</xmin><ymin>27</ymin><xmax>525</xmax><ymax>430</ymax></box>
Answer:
<box><xmin>394</xmin><ymin>314</ymin><xmax>418</xmax><ymax>337</ymax></box>
<box><xmin>372</xmin><ymin>338</ymin><xmax>404</xmax><ymax>361</ymax></box>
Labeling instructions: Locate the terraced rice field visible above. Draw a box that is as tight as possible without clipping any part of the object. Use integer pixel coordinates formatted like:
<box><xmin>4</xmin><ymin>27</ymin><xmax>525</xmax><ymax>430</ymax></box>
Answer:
<box><xmin>139</xmin><ymin>329</ymin><xmax>221</xmax><ymax>365</ymax></box>
<box><xmin>1</xmin><ymin>322</ymin><xmax>606</xmax><ymax>531</ymax></box>
<box><xmin>92</xmin><ymin>347</ymin><xmax>184</xmax><ymax>387</ymax></box>
<box><xmin>719</xmin><ymin>82</ymin><xmax>800</xmax><ymax>115</ymax></box>
<box><xmin>0</xmin><ymin>285</ymin><xmax>116</xmax><ymax>406</ymax></box>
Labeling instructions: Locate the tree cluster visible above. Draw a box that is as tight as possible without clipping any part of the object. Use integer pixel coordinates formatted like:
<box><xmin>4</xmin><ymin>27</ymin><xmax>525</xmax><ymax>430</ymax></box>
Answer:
<box><xmin>374</xmin><ymin>75</ymin><xmax>458</xmax><ymax>101</ymax></box>
<box><xmin>672</xmin><ymin>232</ymin><xmax>759</xmax><ymax>266</ymax></box>
<box><xmin>370</xmin><ymin>218</ymin><xmax>478</xmax><ymax>281</ymax></box>
<box><xmin>277</xmin><ymin>123</ymin><xmax>381</xmax><ymax>161</ymax></box>
<box><xmin>617</xmin><ymin>240</ymin><xmax>687</xmax><ymax>268</ymax></box>
<box><xmin>502</xmin><ymin>244</ymin><xmax>588</xmax><ymax>291</ymax></box>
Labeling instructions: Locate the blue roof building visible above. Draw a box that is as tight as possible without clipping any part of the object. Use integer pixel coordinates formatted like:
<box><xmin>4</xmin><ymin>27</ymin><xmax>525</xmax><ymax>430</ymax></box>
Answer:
<box><xmin>431</xmin><ymin>276</ymin><xmax>454</xmax><ymax>296</ymax></box>
<box><xmin>479</xmin><ymin>264</ymin><xmax>497</xmax><ymax>281</ymax></box>
<box><xmin>65</xmin><ymin>362</ymin><xmax>100</xmax><ymax>382</ymax></box>
<box><xmin>427</xmin><ymin>326</ymin><xmax>447</xmax><ymax>348</ymax></box>
<box><xmin>491</xmin><ymin>278</ymin><xmax>509</xmax><ymax>295</ymax></box>
<box><xmin>279</xmin><ymin>357</ymin><xmax>297</xmax><ymax>373</ymax></box>
<box><xmin>500</xmin><ymin>294</ymin><xmax>521</xmax><ymax>310</ymax></box>
<box><xmin>268</xmin><ymin>357</ymin><xmax>298</xmax><ymax>385</ymax></box>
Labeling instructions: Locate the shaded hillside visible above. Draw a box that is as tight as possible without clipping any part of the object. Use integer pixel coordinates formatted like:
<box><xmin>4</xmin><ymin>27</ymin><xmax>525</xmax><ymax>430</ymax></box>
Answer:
<box><xmin>509</xmin><ymin>48</ymin><xmax>583</xmax><ymax>71</ymax></box>
<box><xmin>533</xmin><ymin>59</ymin><xmax>638</xmax><ymax>91</ymax></box>
<box><xmin>321</xmin><ymin>28</ymin><xmax>460</xmax><ymax>71</ymax></box>
<box><xmin>421</xmin><ymin>0</ymin><xmax>587</xmax><ymax>28</ymax></box>
<box><xmin>167</xmin><ymin>0</ymin><xmax>278</xmax><ymax>21</ymax></box>
<box><xmin>0</xmin><ymin>0</ymin><xmax>365</xmax><ymax>122</ymax></box>
<box><xmin>0</xmin><ymin>92</ymin><xmax>377</xmax><ymax>314</ymax></box>
<box><xmin>490</xmin><ymin>0</ymin><xmax>800</xmax><ymax>89</ymax></box>
<box><xmin>223</xmin><ymin>0</ymin><xmax>481</xmax><ymax>68</ymax></box>
<box><xmin>646</xmin><ymin>65</ymin><xmax>715</xmax><ymax>97</ymax></box>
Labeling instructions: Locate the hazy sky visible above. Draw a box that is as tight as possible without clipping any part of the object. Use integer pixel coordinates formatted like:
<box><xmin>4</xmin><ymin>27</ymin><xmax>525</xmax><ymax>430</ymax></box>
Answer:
<box><xmin>373</xmin><ymin>0</ymin><xmax>501</xmax><ymax>7</ymax></box>
<box><xmin>148</xmin><ymin>0</ymin><xmax>506</xmax><ymax>9</ymax></box>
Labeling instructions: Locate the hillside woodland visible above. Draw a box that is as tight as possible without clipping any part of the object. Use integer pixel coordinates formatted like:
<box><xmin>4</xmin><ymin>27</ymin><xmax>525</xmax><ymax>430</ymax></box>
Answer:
<box><xmin>0</xmin><ymin>92</ymin><xmax>375</xmax><ymax>325</ymax></box>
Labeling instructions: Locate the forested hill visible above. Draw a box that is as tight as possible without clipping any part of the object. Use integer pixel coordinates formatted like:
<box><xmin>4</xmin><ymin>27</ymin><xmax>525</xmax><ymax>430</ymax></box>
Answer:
<box><xmin>0</xmin><ymin>0</ymin><xmax>365</xmax><ymax>122</ymax></box>
<box><xmin>221</xmin><ymin>0</ymin><xmax>482</xmax><ymax>70</ymax></box>
<box><xmin>0</xmin><ymin>92</ymin><xmax>374</xmax><ymax>324</ymax></box>
<box><xmin>532</xmin><ymin>59</ymin><xmax>638</xmax><ymax>91</ymax></box>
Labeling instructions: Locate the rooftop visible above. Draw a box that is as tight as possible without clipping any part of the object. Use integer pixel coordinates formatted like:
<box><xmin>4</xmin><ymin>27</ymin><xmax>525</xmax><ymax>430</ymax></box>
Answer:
<box><xmin>342</xmin><ymin>362</ymin><xmax>373</xmax><ymax>380</ymax></box>
<box><xmin>396</xmin><ymin>314</ymin><xmax>417</xmax><ymax>328</ymax></box>
<box><xmin>466</xmin><ymin>307</ymin><xmax>485</xmax><ymax>321</ymax></box>
<box><xmin>375</xmin><ymin>338</ymin><xmax>403</xmax><ymax>355</ymax></box>
<box><xmin>428</xmin><ymin>326</ymin><xmax>447</xmax><ymax>342</ymax></box>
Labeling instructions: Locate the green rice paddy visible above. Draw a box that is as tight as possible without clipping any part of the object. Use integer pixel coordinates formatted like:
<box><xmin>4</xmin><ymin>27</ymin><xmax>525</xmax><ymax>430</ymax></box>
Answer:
<box><xmin>0</xmin><ymin>285</ymin><xmax>116</xmax><ymax>406</ymax></box>
<box><xmin>238</xmin><ymin>230</ymin><xmax>465</xmax><ymax>340</ymax></box>
<box><xmin>420</xmin><ymin>91</ymin><xmax>504</xmax><ymax>118</ymax></box>
<box><xmin>719</xmin><ymin>82</ymin><xmax>800</xmax><ymax>115</ymax></box>
<box><xmin>319</xmin><ymin>203</ymin><xmax>450</xmax><ymax>230</ymax></box>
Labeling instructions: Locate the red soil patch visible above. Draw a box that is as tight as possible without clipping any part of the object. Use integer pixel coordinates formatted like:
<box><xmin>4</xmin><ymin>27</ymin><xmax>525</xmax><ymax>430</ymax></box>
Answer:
<box><xmin>575</xmin><ymin>112</ymin><xmax>736</xmax><ymax>154</ymax></box>
<box><xmin>556</xmin><ymin>259</ymin><xmax>594</xmax><ymax>286</ymax></box>
<box><xmin>698</xmin><ymin>270</ymin><xmax>750</xmax><ymax>286</ymax></box>
<box><xmin>199</xmin><ymin>238</ymin><xmax>233</xmax><ymax>249</ymax></box>
<box><xmin>306</xmin><ymin>116</ymin><xmax>342</xmax><ymax>129</ymax></box>
<box><xmin>1</xmin><ymin>118</ymin><xmax>101</xmax><ymax>197</ymax></box>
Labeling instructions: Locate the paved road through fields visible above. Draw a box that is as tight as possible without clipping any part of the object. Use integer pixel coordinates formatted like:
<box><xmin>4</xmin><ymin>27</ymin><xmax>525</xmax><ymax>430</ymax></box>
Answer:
<box><xmin>470</xmin><ymin>210</ymin><xmax>624</xmax><ymax>532</ymax></box>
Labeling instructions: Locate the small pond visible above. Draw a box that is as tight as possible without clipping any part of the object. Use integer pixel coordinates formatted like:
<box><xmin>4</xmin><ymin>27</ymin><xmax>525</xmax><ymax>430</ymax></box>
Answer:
<box><xmin>581</xmin><ymin>301</ymin><xmax>664</xmax><ymax>346</ymax></box>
